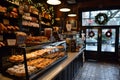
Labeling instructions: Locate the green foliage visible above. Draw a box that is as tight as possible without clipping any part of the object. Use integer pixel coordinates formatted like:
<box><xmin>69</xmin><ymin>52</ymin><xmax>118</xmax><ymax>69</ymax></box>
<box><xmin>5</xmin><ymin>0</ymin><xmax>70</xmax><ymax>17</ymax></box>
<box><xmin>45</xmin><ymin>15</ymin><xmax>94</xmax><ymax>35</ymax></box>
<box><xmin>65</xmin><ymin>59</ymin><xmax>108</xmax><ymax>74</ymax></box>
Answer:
<box><xmin>95</xmin><ymin>13</ymin><xmax>108</xmax><ymax>25</ymax></box>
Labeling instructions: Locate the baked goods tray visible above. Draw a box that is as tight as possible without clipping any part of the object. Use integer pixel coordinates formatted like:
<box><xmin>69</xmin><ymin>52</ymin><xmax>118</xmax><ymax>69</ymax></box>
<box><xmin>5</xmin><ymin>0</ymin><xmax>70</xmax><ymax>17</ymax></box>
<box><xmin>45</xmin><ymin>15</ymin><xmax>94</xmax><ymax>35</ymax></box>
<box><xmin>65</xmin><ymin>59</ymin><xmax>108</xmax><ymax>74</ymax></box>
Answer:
<box><xmin>0</xmin><ymin>55</ymin><xmax>67</xmax><ymax>80</ymax></box>
<box><xmin>29</xmin><ymin>55</ymin><xmax>68</xmax><ymax>80</ymax></box>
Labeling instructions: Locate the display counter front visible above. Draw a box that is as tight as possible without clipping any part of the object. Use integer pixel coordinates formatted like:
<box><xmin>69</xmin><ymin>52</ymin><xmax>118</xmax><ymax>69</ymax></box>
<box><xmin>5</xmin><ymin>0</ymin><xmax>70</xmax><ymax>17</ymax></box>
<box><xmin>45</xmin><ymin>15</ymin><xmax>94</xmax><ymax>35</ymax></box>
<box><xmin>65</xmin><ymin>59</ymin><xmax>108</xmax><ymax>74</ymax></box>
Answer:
<box><xmin>0</xmin><ymin>47</ymin><xmax>85</xmax><ymax>80</ymax></box>
<box><xmin>36</xmin><ymin>47</ymin><xmax>85</xmax><ymax>80</ymax></box>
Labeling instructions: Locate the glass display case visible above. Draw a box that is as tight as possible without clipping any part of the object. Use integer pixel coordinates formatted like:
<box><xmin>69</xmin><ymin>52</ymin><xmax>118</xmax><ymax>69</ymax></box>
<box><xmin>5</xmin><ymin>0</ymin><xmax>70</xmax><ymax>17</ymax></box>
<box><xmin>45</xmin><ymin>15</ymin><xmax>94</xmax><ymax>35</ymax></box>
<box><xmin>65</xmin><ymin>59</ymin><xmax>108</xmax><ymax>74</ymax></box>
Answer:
<box><xmin>0</xmin><ymin>41</ymin><xmax>67</xmax><ymax>80</ymax></box>
<box><xmin>62</xmin><ymin>32</ymin><xmax>84</xmax><ymax>52</ymax></box>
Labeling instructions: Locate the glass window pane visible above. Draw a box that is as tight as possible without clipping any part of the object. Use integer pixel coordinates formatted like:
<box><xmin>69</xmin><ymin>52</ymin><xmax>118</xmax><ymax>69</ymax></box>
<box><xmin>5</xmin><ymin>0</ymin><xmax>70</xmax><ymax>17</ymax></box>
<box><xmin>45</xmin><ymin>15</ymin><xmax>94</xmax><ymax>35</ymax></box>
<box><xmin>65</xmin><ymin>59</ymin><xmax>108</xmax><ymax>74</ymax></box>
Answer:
<box><xmin>82</xmin><ymin>12</ymin><xmax>89</xmax><ymax>18</ymax></box>
<box><xmin>114</xmin><ymin>11</ymin><xmax>120</xmax><ymax>17</ymax></box>
<box><xmin>101</xmin><ymin>29</ymin><xmax>115</xmax><ymax>52</ymax></box>
<box><xmin>86</xmin><ymin>29</ymin><xmax>98</xmax><ymax>51</ymax></box>
<box><xmin>82</xmin><ymin>19</ymin><xmax>89</xmax><ymax>26</ymax></box>
<box><xmin>107</xmin><ymin>18</ymin><xmax>120</xmax><ymax>25</ymax></box>
<box><xmin>82</xmin><ymin>9</ymin><xmax>120</xmax><ymax>26</ymax></box>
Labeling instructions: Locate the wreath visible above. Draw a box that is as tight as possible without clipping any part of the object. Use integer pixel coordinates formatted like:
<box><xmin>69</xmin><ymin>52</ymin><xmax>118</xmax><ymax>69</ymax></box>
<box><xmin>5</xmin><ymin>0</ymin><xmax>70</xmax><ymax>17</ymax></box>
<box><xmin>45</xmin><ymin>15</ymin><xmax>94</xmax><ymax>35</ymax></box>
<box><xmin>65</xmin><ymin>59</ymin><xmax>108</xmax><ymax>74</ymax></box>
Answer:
<box><xmin>105</xmin><ymin>30</ymin><xmax>112</xmax><ymax>37</ymax></box>
<box><xmin>95</xmin><ymin>13</ymin><xmax>108</xmax><ymax>25</ymax></box>
<box><xmin>88</xmin><ymin>31</ymin><xmax>95</xmax><ymax>37</ymax></box>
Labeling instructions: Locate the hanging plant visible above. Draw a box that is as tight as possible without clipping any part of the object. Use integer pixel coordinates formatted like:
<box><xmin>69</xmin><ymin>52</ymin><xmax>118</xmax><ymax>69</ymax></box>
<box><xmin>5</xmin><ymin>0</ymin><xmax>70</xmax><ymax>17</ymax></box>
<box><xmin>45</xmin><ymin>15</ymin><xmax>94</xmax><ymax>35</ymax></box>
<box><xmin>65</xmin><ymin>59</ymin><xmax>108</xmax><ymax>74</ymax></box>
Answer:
<box><xmin>105</xmin><ymin>30</ymin><xmax>112</xmax><ymax>37</ymax></box>
<box><xmin>88</xmin><ymin>31</ymin><xmax>95</xmax><ymax>37</ymax></box>
<box><xmin>95</xmin><ymin>13</ymin><xmax>108</xmax><ymax>25</ymax></box>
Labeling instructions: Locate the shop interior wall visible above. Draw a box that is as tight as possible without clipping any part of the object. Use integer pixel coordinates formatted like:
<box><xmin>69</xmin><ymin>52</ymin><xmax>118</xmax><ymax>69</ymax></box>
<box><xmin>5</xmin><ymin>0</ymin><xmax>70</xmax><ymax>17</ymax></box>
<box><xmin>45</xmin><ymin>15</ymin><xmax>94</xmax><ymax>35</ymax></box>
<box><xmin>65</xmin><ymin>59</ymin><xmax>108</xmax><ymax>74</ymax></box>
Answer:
<box><xmin>54</xmin><ymin>0</ymin><xmax>120</xmax><ymax>31</ymax></box>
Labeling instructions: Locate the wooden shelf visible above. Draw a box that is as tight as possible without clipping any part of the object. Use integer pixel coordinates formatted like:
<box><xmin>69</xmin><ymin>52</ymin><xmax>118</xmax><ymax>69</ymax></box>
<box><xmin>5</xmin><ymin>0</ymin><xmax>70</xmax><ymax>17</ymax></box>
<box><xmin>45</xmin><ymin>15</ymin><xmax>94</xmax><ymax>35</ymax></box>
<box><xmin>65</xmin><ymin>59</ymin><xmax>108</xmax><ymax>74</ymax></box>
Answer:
<box><xmin>0</xmin><ymin>0</ymin><xmax>19</xmax><ymax>7</ymax></box>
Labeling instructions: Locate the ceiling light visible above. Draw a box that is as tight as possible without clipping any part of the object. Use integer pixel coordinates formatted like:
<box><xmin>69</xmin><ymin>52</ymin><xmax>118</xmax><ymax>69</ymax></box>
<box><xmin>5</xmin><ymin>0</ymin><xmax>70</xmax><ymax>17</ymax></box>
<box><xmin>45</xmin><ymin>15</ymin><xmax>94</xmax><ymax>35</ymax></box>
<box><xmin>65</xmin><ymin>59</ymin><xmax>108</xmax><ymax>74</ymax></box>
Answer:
<box><xmin>59</xmin><ymin>8</ymin><xmax>71</xmax><ymax>12</ymax></box>
<box><xmin>68</xmin><ymin>14</ymin><xmax>77</xmax><ymax>17</ymax></box>
<box><xmin>47</xmin><ymin>0</ymin><xmax>61</xmax><ymax>5</ymax></box>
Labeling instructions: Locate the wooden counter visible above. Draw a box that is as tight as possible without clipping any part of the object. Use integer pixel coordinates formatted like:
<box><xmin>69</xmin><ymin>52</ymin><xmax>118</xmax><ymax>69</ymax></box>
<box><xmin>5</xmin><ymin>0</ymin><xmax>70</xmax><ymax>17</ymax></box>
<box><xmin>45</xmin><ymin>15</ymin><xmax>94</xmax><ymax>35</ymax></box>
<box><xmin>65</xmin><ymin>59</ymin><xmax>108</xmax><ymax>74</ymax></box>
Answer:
<box><xmin>37</xmin><ymin>48</ymin><xmax>85</xmax><ymax>80</ymax></box>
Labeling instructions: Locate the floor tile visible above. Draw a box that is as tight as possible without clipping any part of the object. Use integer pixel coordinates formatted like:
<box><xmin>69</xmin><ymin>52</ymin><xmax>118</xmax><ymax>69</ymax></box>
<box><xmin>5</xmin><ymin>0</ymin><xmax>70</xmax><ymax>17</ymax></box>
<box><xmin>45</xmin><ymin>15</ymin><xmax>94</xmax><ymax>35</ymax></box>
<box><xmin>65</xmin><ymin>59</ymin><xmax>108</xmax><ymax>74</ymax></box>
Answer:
<box><xmin>74</xmin><ymin>61</ymin><xmax>120</xmax><ymax>80</ymax></box>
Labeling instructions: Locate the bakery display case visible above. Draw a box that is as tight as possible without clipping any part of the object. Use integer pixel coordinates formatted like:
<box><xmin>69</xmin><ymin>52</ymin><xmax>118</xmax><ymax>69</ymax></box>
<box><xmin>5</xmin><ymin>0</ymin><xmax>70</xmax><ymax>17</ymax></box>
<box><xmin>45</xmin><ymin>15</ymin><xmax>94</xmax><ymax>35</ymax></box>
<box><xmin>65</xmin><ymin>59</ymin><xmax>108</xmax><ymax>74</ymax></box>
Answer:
<box><xmin>0</xmin><ymin>41</ymin><xmax>67</xmax><ymax>80</ymax></box>
<box><xmin>62</xmin><ymin>32</ymin><xmax>83</xmax><ymax>52</ymax></box>
<box><xmin>25</xmin><ymin>36</ymin><xmax>50</xmax><ymax>46</ymax></box>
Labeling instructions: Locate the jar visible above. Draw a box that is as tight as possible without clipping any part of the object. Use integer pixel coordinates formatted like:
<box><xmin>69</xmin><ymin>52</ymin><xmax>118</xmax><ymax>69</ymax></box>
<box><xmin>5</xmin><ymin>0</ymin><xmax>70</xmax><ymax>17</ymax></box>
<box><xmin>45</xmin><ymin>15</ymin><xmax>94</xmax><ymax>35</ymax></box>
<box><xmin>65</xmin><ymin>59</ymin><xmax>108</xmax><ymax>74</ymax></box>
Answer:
<box><xmin>44</xmin><ymin>28</ymin><xmax>52</xmax><ymax>40</ymax></box>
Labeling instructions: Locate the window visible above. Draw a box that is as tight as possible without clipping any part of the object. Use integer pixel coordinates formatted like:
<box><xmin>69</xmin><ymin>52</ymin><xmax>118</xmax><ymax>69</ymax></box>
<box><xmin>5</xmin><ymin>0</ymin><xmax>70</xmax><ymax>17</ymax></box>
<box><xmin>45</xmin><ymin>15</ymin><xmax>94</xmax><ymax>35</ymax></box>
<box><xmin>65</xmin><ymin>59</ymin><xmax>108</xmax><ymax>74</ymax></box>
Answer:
<box><xmin>82</xmin><ymin>9</ymin><xmax>120</xmax><ymax>26</ymax></box>
<box><xmin>119</xmin><ymin>28</ymin><xmax>120</xmax><ymax>46</ymax></box>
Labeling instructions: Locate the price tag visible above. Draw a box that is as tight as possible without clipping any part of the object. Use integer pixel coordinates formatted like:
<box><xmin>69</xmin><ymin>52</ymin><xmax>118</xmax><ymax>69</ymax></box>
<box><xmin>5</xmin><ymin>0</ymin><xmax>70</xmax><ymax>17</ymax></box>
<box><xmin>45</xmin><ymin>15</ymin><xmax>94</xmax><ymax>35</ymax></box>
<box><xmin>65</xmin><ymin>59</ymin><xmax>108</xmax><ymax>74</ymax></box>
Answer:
<box><xmin>3</xmin><ymin>19</ymin><xmax>9</xmax><ymax>25</ymax></box>
<box><xmin>7</xmin><ymin>39</ymin><xmax>16</xmax><ymax>46</ymax></box>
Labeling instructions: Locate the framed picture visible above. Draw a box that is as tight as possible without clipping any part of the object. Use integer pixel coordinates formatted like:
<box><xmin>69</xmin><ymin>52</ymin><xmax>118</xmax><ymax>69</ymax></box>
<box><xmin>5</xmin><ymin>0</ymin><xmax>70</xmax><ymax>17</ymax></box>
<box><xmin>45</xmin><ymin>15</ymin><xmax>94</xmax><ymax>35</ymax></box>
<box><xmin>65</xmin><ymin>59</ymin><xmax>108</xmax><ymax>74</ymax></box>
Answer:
<box><xmin>67</xmin><ymin>20</ymin><xmax>77</xmax><ymax>29</ymax></box>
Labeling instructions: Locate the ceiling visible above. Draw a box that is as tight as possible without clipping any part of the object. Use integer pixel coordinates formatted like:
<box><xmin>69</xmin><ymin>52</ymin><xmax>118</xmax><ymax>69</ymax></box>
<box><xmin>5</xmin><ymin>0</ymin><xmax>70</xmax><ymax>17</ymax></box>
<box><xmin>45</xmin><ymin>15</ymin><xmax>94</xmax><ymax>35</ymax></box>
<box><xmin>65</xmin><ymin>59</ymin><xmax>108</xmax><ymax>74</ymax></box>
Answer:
<box><xmin>66</xmin><ymin>0</ymin><xmax>77</xmax><ymax>4</ymax></box>
<box><xmin>66</xmin><ymin>0</ymin><xmax>94</xmax><ymax>4</ymax></box>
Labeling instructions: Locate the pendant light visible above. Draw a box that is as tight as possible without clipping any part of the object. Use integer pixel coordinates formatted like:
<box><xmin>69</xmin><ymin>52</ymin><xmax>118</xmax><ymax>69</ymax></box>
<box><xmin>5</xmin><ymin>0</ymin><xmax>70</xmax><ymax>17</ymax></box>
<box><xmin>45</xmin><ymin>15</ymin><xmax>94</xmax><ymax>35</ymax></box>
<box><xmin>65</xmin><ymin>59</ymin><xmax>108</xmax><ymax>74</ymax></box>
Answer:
<box><xmin>68</xmin><ymin>13</ymin><xmax>77</xmax><ymax>17</ymax></box>
<box><xmin>68</xmin><ymin>5</ymin><xmax>77</xmax><ymax>17</ymax></box>
<box><xmin>47</xmin><ymin>0</ymin><xmax>61</xmax><ymax>5</ymax></box>
<box><xmin>59</xmin><ymin>8</ymin><xmax>71</xmax><ymax>12</ymax></box>
<box><xmin>59</xmin><ymin>0</ymin><xmax>71</xmax><ymax>12</ymax></box>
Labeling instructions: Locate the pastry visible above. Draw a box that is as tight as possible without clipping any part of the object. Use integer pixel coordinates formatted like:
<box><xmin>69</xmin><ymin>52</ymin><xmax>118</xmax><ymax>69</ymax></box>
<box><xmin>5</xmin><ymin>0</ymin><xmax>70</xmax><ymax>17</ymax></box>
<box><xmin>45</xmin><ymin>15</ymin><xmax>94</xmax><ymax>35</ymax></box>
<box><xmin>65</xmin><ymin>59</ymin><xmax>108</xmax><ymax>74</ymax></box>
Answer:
<box><xmin>9</xmin><ymin>55</ymin><xmax>24</xmax><ymax>62</ymax></box>
<box><xmin>6</xmin><ymin>64</ymin><xmax>37</xmax><ymax>77</ymax></box>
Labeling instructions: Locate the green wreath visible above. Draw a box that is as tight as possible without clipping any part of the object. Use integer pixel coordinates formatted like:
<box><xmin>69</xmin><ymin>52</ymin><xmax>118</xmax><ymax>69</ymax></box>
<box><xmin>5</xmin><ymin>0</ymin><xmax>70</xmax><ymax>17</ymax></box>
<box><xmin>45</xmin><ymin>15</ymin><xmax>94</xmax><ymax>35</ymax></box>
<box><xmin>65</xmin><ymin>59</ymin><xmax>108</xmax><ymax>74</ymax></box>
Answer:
<box><xmin>95</xmin><ymin>13</ymin><xmax>108</xmax><ymax>25</ymax></box>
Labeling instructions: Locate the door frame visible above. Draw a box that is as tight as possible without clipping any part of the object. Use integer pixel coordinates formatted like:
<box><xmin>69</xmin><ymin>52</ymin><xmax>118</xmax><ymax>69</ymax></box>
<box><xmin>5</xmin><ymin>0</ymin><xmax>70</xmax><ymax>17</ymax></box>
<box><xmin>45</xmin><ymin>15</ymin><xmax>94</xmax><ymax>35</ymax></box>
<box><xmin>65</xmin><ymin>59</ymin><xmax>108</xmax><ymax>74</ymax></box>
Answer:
<box><xmin>84</xmin><ymin>26</ymin><xmax>119</xmax><ymax>61</ymax></box>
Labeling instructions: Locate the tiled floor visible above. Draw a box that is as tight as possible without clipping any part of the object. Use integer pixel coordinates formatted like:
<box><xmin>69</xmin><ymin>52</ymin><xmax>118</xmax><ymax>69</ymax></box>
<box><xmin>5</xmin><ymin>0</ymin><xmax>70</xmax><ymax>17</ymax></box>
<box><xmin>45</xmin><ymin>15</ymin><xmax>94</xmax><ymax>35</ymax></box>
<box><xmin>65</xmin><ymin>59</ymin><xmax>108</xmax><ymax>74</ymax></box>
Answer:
<box><xmin>74</xmin><ymin>61</ymin><xmax>120</xmax><ymax>80</ymax></box>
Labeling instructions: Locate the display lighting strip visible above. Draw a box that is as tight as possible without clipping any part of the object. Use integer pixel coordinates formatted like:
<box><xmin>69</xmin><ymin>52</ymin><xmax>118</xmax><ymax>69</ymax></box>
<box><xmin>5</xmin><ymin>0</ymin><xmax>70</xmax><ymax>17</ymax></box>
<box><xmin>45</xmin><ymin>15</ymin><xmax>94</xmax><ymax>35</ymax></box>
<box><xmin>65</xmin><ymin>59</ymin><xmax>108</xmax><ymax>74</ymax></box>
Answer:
<box><xmin>47</xmin><ymin>0</ymin><xmax>61</xmax><ymax>5</ymax></box>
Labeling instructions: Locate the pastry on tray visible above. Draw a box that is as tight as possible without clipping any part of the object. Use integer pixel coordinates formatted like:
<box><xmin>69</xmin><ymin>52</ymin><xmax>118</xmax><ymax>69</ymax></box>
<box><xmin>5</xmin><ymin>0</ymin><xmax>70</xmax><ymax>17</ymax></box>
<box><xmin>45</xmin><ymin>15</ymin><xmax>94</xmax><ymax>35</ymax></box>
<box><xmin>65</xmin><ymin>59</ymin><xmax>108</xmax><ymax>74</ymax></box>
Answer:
<box><xmin>6</xmin><ymin>64</ymin><xmax>37</xmax><ymax>77</ymax></box>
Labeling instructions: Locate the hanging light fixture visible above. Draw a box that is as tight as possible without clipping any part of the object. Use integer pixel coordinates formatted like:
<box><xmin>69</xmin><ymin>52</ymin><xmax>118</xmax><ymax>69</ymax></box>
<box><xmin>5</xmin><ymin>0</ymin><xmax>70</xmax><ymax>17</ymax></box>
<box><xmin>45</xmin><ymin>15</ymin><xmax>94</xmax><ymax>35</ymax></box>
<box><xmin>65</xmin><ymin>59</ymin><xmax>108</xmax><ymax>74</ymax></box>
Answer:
<box><xmin>67</xmin><ymin>5</ymin><xmax>77</xmax><ymax>17</ymax></box>
<box><xmin>47</xmin><ymin>0</ymin><xmax>61</xmax><ymax>5</ymax></box>
<box><xmin>68</xmin><ymin>13</ymin><xmax>77</xmax><ymax>17</ymax></box>
<box><xmin>59</xmin><ymin>8</ymin><xmax>71</xmax><ymax>12</ymax></box>
<box><xmin>59</xmin><ymin>0</ymin><xmax>71</xmax><ymax>12</ymax></box>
